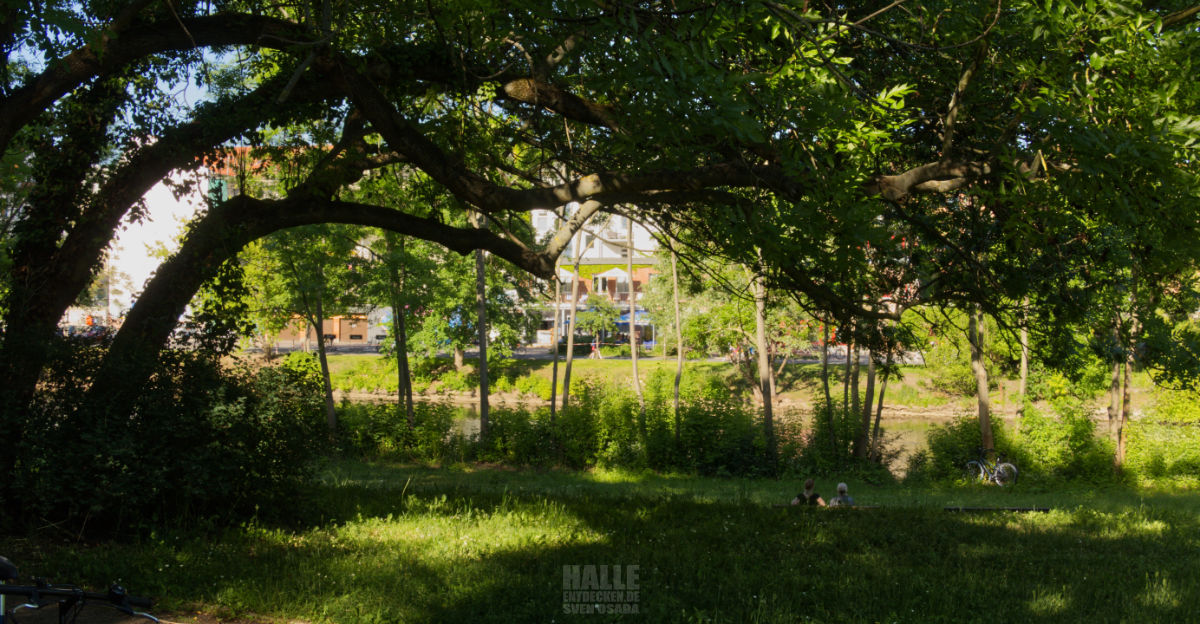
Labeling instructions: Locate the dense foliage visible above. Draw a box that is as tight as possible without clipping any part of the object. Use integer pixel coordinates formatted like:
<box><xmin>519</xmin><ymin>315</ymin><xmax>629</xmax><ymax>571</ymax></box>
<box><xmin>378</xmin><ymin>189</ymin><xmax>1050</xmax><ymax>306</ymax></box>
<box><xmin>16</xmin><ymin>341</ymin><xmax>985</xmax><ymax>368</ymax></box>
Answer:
<box><xmin>17</xmin><ymin>344</ymin><xmax>324</xmax><ymax>533</ymax></box>
<box><xmin>2</xmin><ymin>0</ymin><xmax>1199</xmax><ymax>530</ymax></box>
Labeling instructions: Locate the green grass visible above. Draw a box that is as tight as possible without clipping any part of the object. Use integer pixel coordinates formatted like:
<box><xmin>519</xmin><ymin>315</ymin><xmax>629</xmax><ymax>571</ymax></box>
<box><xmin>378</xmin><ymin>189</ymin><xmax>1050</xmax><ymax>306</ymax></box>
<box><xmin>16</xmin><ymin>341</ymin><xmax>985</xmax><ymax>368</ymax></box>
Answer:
<box><xmin>323</xmin><ymin>354</ymin><xmax>970</xmax><ymax>408</ymax></box>
<box><xmin>6</xmin><ymin>461</ymin><xmax>1200</xmax><ymax>623</ymax></box>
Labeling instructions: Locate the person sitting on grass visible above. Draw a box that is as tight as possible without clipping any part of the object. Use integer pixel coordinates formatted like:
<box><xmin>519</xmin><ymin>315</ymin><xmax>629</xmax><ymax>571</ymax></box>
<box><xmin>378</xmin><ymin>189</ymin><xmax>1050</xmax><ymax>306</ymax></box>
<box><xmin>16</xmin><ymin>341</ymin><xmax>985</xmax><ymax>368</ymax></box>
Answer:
<box><xmin>791</xmin><ymin>478</ymin><xmax>826</xmax><ymax>507</ymax></box>
<box><xmin>828</xmin><ymin>482</ymin><xmax>855</xmax><ymax>507</ymax></box>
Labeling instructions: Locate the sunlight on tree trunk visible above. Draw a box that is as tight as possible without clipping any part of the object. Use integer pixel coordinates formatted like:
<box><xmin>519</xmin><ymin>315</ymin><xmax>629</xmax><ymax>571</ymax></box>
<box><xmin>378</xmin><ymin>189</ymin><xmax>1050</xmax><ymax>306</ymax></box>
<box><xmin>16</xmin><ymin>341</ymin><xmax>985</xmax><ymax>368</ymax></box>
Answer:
<box><xmin>386</xmin><ymin>235</ymin><xmax>414</xmax><ymax>429</ymax></box>
<box><xmin>870</xmin><ymin>349</ymin><xmax>893</xmax><ymax>462</ymax></box>
<box><xmin>1117</xmin><ymin>359</ymin><xmax>1131</xmax><ymax>466</ymax></box>
<box><xmin>562</xmin><ymin>229</ymin><xmax>583</xmax><ymax>410</ymax></box>
<box><xmin>1018</xmin><ymin>297</ymin><xmax>1029</xmax><ymax>418</ymax></box>
<box><xmin>855</xmin><ymin>350</ymin><xmax>875</xmax><ymax>460</ymax></box>
<box><xmin>969</xmin><ymin>305</ymin><xmax>993</xmax><ymax>451</ymax></box>
<box><xmin>474</xmin><ymin>246</ymin><xmax>490</xmax><ymax>440</ymax></box>
<box><xmin>1108</xmin><ymin>325</ymin><xmax>1121</xmax><ymax>440</ymax></box>
<box><xmin>753</xmin><ymin>268</ymin><xmax>775</xmax><ymax>466</ymax></box>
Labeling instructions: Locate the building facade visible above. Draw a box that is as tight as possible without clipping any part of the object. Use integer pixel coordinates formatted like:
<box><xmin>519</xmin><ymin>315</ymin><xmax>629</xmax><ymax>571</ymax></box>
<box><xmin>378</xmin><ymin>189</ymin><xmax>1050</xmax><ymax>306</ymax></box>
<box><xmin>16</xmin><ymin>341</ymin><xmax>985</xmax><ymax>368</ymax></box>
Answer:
<box><xmin>530</xmin><ymin>208</ymin><xmax>659</xmax><ymax>347</ymax></box>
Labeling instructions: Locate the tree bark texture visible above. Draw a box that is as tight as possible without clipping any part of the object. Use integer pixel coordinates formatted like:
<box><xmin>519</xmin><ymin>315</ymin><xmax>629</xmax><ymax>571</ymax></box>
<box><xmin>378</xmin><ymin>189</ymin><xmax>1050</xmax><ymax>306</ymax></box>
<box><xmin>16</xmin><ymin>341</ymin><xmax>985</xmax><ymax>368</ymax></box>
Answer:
<box><xmin>562</xmin><ymin>230</ymin><xmax>583</xmax><ymax>410</ymax></box>
<box><xmin>386</xmin><ymin>235</ymin><xmax>414</xmax><ymax>429</ymax></box>
<box><xmin>869</xmin><ymin>349</ymin><xmax>894</xmax><ymax>462</ymax></box>
<box><xmin>969</xmin><ymin>306</ymin><xmax>994</xmax><ymax>451</ymax></box>
<box><xmin>854</xmin><ymin>350</ymin><xmax>876</xmax><ymax>460</ymax></box>
<box><xmin>312</xmin><ymin>288</ymin><xmax>338</xmax><ymax>435</ymax></box>
<box><xmin>754</xmin><ymin>270</ymin><xmax>776</xmax><ymax>466</ymax></box>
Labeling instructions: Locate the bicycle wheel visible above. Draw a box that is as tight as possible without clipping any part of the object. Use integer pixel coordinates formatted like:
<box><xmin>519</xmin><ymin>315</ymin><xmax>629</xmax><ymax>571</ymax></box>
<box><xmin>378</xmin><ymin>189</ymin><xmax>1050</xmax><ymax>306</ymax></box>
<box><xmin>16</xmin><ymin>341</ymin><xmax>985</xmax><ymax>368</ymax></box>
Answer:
<box><xmin>965</xmin><ymin>460</ymin><xmax>985</xmax><ymax>482</ymax></box>
<box><xmin>993</xmin><ymin>462</ymin><xmax>1018</xmax><ymax>486</ymax></box>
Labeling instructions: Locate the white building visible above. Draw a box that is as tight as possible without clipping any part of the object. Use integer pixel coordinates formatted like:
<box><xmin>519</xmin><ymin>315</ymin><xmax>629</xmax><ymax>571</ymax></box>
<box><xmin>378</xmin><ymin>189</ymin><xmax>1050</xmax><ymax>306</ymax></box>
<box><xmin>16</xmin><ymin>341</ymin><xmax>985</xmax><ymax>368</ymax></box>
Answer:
<box><xmin>529</xmin><ymin>207</ymin><xmax>659</xmax><ymax>347</ymax></box>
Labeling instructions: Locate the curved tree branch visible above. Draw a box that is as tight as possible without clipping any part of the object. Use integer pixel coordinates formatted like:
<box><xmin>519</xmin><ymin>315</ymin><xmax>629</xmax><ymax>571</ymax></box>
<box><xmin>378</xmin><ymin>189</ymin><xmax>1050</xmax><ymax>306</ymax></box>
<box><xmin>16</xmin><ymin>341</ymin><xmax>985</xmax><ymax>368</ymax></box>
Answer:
<box><xmin>0</xmin><ymin>14</ymin><xmax>313</xmax><ymax>153</ymax></box>
<box><xmin>88</xmin><ymin>194</ymin><xmax>554</xmax><ymax>416</ymax></box>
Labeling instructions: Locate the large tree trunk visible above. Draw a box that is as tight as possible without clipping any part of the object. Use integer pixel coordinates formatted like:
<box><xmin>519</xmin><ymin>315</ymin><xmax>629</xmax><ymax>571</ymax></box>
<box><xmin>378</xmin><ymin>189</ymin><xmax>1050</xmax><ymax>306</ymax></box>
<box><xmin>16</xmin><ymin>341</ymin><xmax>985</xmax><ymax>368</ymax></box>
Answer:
<box><xmin>79</xmin><ymin>191</ymin><xmax>566</xmax><ymax>435</ymax></box>
<box><xmin>562</xmin><ymin>230</ymin><xmax>583</xmax><ymax>410</ymax></box>
<box><xmin>397</xmin><ymin>304</ymin><xmax>414</xmax><ymax>428</ymax></box>
<box><xmin>312</xmin><ymin>292</ymin><xmax>338</xmax><ymax>435</ymax></box>
<box><xmin>672</xmin><ymin>249</ymin><xmax>684</xmax><ymax>443</ymax></box>
<box><xmin>474</xmin><ymin>246</ymin><xmax>490</xmax><ymax>440</ymax></box>
<box><xmin>753</xmin><ymin>270</ymin><xmax>776</xmax><ymax>467</ymax></box>
<box><xmin>1116</xmin><ymin>302</ymin><xmax>1140</xmax><ymax>466</ymax></box>
<box><xmin>0</xmin><ymin>76</ymin><xmax>274</xmax><ymax>475</ymax></box>
<box><xmin>3</xmin><ymin>75</ymin><xmax>334</xmax><ymax>494</ymax></box>
<box><xmin>1117</xmin><ymin>359</ymin><xmax>1131</xmax><ymax>466</ymax></box>
<box><xmin>1018</xmin><ymin>297</ymin><xmax>1029</xmax><ymax>418</ymax></box>
<box><xmin>386</xmin><ymin>235</ymin><xmax>414</xmax><ymax>429</ymax></box>
<box><xmin>854</xmin><ymin>350</ymin><xmax>876</xmax><ymax>460</ymax></box>
<box><xmin>869</xmin><ymin>349</ymin><xmax>894</xmax><ymax>462</ymax></box>
<box><xmin>628</xmin><ymin>218</ymin><xmax>646</xmax><ymax>439</ymax></box>
<box><xmin>1108</xmin><ymin>325</ymin><xmax>1121</xmax><ymax>439</ymax></box>
<box><xmin>453</xmin><ymin>346</ymin><xmax>465</xmax><ymax>371</ymax></box>
<box><xmin>969</xmin><ymin>305</ymin><xmax>994</xmax><ymax>451</ymax></box>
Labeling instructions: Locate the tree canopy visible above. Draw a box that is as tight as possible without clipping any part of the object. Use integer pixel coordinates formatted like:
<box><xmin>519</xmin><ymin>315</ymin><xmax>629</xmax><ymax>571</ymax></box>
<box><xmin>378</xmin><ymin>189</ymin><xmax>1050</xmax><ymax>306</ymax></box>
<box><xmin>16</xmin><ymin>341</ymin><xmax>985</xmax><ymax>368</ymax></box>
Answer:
<box><xmin>2</xmin><ymin>1</ymin><xmax>1199</xmax><ymax>511</ymax></box>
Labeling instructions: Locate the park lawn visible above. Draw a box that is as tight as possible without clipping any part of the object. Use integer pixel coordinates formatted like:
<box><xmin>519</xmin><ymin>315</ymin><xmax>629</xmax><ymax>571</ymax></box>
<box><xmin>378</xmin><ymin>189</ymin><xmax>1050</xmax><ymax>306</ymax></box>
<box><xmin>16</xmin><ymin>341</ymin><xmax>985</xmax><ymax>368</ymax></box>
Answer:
<box><xmin>5</xmin><ymin>460</ymin><xmax>1200</xmax><ymax>624</ymax></box>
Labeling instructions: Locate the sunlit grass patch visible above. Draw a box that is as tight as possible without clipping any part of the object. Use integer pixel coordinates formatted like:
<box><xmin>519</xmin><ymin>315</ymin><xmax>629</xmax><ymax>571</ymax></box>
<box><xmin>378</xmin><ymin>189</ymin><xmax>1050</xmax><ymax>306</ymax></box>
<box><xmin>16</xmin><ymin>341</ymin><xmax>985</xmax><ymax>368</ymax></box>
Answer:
<box><xmin>1027</xmin><ymin>587</ymin><xmax>1072</xmax><ymax>616</ymax></box>
<box><xmin>7</xmin><ymin>461</ymin><xmax>1200</xmax><ymax>623</ymax></box>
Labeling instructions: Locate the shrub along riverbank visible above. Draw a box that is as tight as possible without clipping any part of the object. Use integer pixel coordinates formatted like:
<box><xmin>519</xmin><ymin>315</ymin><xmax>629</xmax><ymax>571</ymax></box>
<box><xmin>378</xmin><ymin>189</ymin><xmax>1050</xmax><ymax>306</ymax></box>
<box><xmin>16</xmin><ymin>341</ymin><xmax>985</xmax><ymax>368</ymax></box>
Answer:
<box><xmin>328</xmin><ymin>353</ymin><xmax>1196</xmax><ymax>489</ymax></box>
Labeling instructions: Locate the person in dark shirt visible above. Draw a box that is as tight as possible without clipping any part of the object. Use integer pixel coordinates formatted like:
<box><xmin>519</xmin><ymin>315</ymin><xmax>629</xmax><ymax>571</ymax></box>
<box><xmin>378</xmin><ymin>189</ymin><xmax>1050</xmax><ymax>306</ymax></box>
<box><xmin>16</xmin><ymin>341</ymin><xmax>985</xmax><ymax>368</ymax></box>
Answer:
<box><xmin>791</xmin><ymin>478</ymin><xmax>826</xmax><ymax>506</ymax></box>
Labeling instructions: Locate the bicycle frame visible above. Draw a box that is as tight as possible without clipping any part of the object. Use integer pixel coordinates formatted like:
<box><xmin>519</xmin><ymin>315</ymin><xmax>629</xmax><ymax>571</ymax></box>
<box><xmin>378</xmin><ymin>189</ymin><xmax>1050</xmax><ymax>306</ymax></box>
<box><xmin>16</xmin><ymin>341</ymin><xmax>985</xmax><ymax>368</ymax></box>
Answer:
<box><xmin>0</xmin><ymin>556</ymin><xmax>157</xmax><ymax>624</ymax></box>
<box><xmin>966</xmin><ymin>448</ymin><xmax>1018</xmax><ymax>486</ymax></box>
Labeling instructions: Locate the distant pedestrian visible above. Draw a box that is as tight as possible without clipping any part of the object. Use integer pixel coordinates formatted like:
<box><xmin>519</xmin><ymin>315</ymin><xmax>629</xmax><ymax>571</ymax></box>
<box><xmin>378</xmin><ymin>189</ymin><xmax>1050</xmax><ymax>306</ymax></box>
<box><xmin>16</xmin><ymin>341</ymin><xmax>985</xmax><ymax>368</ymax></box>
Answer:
<box><xmin>828</xmin><ymin>482</ymin><xmax>855</xmax><ymax>507</ymax></box>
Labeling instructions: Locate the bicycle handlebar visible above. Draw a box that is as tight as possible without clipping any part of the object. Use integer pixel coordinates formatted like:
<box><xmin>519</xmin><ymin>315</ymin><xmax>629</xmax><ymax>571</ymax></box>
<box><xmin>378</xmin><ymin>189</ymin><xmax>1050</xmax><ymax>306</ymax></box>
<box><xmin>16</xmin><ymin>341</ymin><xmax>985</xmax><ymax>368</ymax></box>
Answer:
<box><xmin>1</xmin><ymin>556</ymin><xmax>155</xmax><ymax>624</ymax></box>
<box><xmin>0</xmin><ymin>583</ymin><xmax>153</xmax><ymax>609</ymax></box>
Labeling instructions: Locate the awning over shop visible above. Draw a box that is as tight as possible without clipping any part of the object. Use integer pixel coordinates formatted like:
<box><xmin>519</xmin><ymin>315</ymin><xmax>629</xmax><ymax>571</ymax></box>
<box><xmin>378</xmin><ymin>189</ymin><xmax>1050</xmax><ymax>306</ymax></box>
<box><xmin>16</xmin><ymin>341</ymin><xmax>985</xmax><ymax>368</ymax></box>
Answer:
<box><xmin>594</xmin><ymin>267</ymin><xmax>629</xmax><ymax>279</ymax></box>
<box><xmin>617</xmin><ymin>310</ymin><xmax>652</xmax><ymax>326</ymax></box>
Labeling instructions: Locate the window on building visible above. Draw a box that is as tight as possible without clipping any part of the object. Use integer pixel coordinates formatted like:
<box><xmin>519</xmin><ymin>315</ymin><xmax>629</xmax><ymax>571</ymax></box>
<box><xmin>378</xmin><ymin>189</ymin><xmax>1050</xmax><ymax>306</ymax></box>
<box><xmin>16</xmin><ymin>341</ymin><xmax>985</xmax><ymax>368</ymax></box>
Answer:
<box><xmin>207</xmin><ymin>178</ymin><xmax>226</xmax><ymax>203</ymax></box>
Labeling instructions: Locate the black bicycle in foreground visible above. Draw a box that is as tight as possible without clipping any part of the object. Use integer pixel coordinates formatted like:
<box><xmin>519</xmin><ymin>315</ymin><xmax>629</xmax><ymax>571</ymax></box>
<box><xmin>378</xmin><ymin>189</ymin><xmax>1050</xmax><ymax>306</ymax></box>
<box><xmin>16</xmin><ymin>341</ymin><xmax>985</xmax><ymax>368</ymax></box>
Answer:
<box><xmin>0</xmin><ymin>556</ymin><xmax>157</xmax><ymax>624</ymax></box>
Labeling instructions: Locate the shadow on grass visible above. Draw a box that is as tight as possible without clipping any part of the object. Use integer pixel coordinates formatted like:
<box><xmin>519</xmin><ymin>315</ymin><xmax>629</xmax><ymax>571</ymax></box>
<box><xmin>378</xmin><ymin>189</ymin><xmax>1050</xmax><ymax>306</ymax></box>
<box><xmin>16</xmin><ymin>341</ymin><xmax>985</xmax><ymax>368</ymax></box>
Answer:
<box><xmin>20</xmin><ymin>462</ymin><xmax>1200</xmax><ymax>624</ymax></box>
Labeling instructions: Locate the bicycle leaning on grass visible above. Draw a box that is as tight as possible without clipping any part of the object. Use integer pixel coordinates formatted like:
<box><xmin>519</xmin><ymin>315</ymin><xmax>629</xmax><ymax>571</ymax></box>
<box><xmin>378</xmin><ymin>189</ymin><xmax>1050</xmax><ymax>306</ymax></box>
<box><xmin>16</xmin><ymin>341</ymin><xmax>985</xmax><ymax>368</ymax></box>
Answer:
<box><xmin>965</xmin><ymin>447</ymin><xmax>1018</xmax><ymax>486</ymax></box>
<box><xmin>0</xmin><ymin>556</ymin><xmax>157</xmax><ymax>624</ymax></box>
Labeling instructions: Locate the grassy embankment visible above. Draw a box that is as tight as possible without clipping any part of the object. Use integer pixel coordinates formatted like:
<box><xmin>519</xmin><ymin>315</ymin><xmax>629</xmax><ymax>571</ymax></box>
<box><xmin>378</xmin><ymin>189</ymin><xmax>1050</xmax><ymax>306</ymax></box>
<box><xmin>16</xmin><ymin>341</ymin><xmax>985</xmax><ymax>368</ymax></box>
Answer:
<box><xmin>6</xmin><ymin>460</ymin><xmax>1198</xmax><ymax>623</ymax></box>
<box><xmin>321</xmin><ymin>352</ymin><xmax>1118</xmax><ymax>413</ymax></box>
